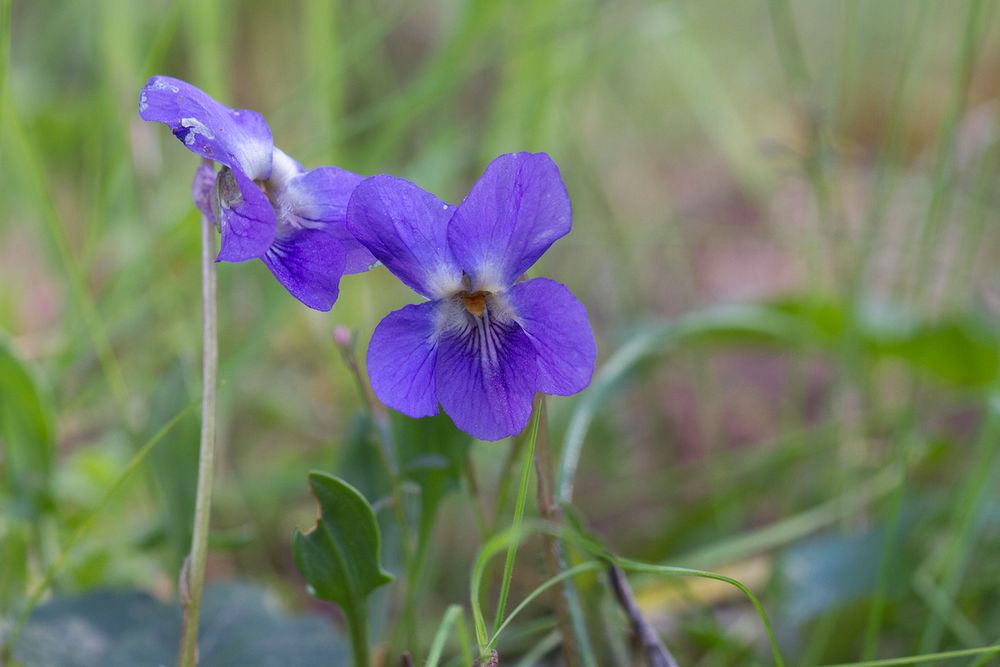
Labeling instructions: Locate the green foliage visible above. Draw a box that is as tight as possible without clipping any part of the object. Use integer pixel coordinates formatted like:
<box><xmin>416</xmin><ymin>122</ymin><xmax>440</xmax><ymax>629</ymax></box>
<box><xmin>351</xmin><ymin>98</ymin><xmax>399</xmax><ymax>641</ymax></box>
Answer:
<box><xmin>142</xmin><ymin>363</ymin><xmax>199</xmax><ymax>567</ymax></box>
<box><xmin>4</xmin><ymin>0</ymin><xmax>1000</xmax><ymax>664</ymax></box>
<box><xmin>392</xmin><ymin>410</ymin><xmax>471</xmax><ymax>538</ymax></box>
<box><xmin>292</xmin><ymin>470</ymin><xmax>393</xmax><ymax>615</ymax></box>
<box><xmin>0</xmin><ymin>335</ymin><xmax>55</xmax><ymax>519</ymax></box>
<box><xmin>0</xmin><ymin>520</ymin><xmax>28</xmax><ymax>613</ymax></box>
<box><xmin>11</xmin><ymin>583</ymin><xmax>346</xmax><ymax>667</ymax></box>
<box><xmin>293</xmin><ymin>472</ymin><xmax>393</xmax><ymax>667</ymax></box>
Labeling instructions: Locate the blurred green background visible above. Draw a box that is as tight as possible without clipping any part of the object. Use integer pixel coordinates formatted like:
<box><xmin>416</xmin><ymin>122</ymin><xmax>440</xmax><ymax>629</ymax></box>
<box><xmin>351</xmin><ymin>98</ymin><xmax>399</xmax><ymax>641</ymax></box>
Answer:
<box><xmin>3</xmin><ymin>0</ymin><xmax>1000</xmax><ymax>665</ymax></box>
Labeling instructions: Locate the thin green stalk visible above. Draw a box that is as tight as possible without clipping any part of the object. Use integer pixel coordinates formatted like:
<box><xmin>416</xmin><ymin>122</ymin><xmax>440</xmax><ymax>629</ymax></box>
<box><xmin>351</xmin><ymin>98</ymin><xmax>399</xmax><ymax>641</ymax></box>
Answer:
<box><xmin>472</xmin><ymin>521</ymin><xmax>784</xmax><ymax>666</ymax></box>
<box><xmin>850</xmin><ymin>1</ymin><xmax>929</xmax><ymax>294</ymax></box>
<box><xmin>0</xmin><ymin>403</ymin><xmax>195</xmax><ymax>661</ymax></box>
<box><xmin>177</xmin><ymin>215</ymin><xmax>219</xmax><ymax>667</ymax></box>
<box><xmin>917</xmin><ymin>399</ymin><xmax>1000</xmax><ymax>654</ymax></box>
<box><xmin>426</xmin><ymin>605</ymin><xmax>473</xmax><ymax>667</ymax></box>
<box><xmin>905</xmin><ymin>0</ymin><xmax>987</xmax><ymax>305</ymax></box>
<box><xmin>816</xmin><ymin>643</ymin><xmax>1000</xmax><ymax>667</ymax></box>
<box><xmin>967</xmin><ymin>640</ymin><xmax>1000</xmax><ymax>667</ymax></box>
<box><xmin>862</xmin><ymin>421</ymin><xmax>919</xmax><ymax>660</ymax></box>
<box><xmin>617</xmin><ymin>559</ymin><xmax>785</xmax><ymax>667</ymax></box>
<box><xmin>464</xmin><ymin>455</ymin><xmax>489</xmax><ymax>542</ymax></box>
<box><xmin>513</xmin><ymin>631</ymin><xmax>561</xmax><ymax>667</ymax></box>
<box><xmin>491</xmin><ymin>406</ymin><xmax>541</xmax><ymax>640</ymax></box>
<box><xmin>345</xmin><ymin>604</ymin><xmax>371</xmax><ymax>667</ymax></box>
<box><xmin>767</xmin><ymin>0</ymin><xmax>838</xmax><ymax>290</ymax></box>
<box><xmin>532</xmin><ymin>399</ymin><xmax>591</xmax><ymax>667</ymax></box>
<box><xmin>490</xmin><ymin>562</ymin><xmax>603</xmax><ymax>645</ymax></box>
<box><xmin>491</xmin><ymin>430</ymin><xmax>526</xmax><ymax>533</ymax></box>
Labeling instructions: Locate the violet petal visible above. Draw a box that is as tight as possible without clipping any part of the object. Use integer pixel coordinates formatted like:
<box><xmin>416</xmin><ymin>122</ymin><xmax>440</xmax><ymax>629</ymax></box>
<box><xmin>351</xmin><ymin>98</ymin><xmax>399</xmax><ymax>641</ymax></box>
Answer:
<box><xmin>508</xmin><ymin>277</ymin><xmax>595</xmax><ymax>396</ymax></box>
<box><xmin>139</xmin><ymin>75</ymin><xmax>273</xmax><ymax>179</ymax></box>
<box><xmin>434</xmin><ymin>314</ymin><xmax>538</xmax><ymax>441</ymax></box>
<box><xmin>261</xmin><ymin>226</ymin><xmax>347</xmax><ymax>311</ymax></box>
<box><xmin>347</xmin><ymin>175</ymin><xmax>462</xmax><ymax>298</ymax></box>
<box><xmin>448</xmin><ymin>152</ymin><xmax>571</xmax><ymax>291</ymax></box>
<box><xmin>366</xmin><ymin>301</ymin><xmax>441</xmax><ymax>418</ymax></box>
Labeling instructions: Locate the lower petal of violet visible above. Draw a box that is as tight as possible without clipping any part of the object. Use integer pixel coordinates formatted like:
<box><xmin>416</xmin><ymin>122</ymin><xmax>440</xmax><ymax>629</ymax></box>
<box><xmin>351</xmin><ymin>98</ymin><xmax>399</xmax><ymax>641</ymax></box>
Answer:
<box><xmin>262</xmin><ymin>227</ymin><xmax>347</xmax><ymax>311</ymax></box>
<box><xmin>434</xmin><ymin>314</ymin><xmax>538</xmax><ymax>441</ymax></box>
<box><xmin>216</xmin><ymin>167</ymin><xmax>277</xmax><ymax>263</ymax></box>
<box><xmin>366</xmin><ymin>301</ymin><xmax>441</xmax><ymax>418</ymax></box>
<box><xmin>507</xmin><ymin>277</ymin><xmax>596</xmax><ymax>396</ymax></box>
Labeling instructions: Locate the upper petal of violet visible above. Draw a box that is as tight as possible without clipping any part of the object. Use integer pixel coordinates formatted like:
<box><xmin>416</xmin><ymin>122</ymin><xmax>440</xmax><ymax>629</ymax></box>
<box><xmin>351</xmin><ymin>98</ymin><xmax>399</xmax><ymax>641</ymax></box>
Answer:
<box><xmin>434</xmin><ymin>313</ymin><xmax>538</xmax><ymax>441</ymax></box>
<box><xmin>278</xmin><ymin>166</ymin><xmax>376</xmax><ymax>275</ymax></box>
<box><xmin>366</xmin><ymin>301</ymin><xmax>441</xmax><ymax>418</ymax></box>
<box><xmin>507</xmin><ymin>277</ymin><xmax>596</xmax><ymax>396</ymax></box>
<box><xmin>261</xmin><ymin>225</ymin><xmax>347</xmax><ymax>311</ymax></box>
<box><xmin>448</xmin><ymin>152</ymin><xmax>571</xmax><ymax>291</ymax></box>
<box><xmin>139</xmin><ymin>75</ymin><xmax>273</xmax><ymax>180</ymax></box>
<box><xmin>347</xmin><ymin>174</ymin><xmax>463</xmax><ymax>298</ymax></box>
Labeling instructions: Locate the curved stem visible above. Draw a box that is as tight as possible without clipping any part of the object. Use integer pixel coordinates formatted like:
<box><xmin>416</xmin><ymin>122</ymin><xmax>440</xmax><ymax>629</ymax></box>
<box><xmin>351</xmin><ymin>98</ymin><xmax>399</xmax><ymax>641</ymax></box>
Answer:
<box><xmin>177</xmin><ymin>215</ymin><xmax>218</xmax><ymax>667</ymax></box>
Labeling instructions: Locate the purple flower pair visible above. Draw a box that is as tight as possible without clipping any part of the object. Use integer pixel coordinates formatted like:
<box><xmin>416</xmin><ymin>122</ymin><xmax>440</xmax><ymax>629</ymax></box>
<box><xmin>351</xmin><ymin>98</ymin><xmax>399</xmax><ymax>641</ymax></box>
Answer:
<box><xmin>140</xmin><ymin>77</ymin><xmax>596</xmax><ymax>440</ymax></box>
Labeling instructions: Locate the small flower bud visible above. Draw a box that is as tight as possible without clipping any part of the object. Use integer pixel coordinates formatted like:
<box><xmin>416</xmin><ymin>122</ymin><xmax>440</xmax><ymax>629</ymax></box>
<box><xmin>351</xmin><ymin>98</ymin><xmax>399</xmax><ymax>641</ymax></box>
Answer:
<box><xmin>332</xmin><ymin>326</ymin><xmax>353</xmax><ymax>350</ymax></box>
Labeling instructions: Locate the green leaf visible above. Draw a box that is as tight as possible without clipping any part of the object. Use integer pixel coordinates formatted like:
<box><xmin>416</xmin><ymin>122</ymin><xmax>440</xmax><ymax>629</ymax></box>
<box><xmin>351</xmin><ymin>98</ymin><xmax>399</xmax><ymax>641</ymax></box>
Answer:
<box><xmin>0</xmin><ymin>520</ymin><xmax>29</xmax><ymax>614</ymax></box>
<box><xmin>879</xmin><ymin>318</ymin><xmax>1000</xmax><ymax>387</ymax></box>
<box><xmin>293</xmin><ymin>472</ymin><xmax>394</xmax><ymax>612</ymax></box>
<box><xmin>10</xmin><ymin>583</ymin><xmax>346</xmax><ymax>667</ymax></box>
<box><xmin>0</xmin><ymin>334</ymin><xmax>55</xmax><ymax>519</ymax></box>
<box><xmin>142</xmin><ymin>362</ymin><xmax>200</xmax><ymax>568</ymax></box>
<box><xmin>392</xmin><ymin>410</ymin><xmax>471</xmax><ymax>537</ymax></box>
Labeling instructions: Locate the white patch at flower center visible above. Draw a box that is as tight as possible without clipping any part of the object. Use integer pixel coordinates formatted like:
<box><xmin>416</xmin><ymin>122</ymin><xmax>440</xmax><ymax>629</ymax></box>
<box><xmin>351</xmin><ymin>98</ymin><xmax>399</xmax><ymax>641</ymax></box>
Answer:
<box><xmin>435</xmin><ymin>290</ymin><xmax>516</xmax><ymax>348</ymax></box>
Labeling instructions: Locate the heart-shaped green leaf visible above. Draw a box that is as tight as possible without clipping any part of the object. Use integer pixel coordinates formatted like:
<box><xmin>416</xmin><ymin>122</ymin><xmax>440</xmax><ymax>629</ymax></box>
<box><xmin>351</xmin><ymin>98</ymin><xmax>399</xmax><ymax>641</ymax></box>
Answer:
<box><xmin>293</xmin><ymin>472</ymin><xmax>393</xmax><ymax>612</ymax></box>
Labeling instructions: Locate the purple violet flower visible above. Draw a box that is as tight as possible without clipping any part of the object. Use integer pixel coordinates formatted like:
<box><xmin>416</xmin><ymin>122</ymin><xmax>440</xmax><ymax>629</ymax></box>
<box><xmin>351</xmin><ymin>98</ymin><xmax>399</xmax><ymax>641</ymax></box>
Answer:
<box><xmin>138</xmin><ymin>75</ymin><xmax>375</xmax><ymax>311</ymax></box>
<box><xmin>347</xmin><ymin>152</ymin><xmax>597</xmax><ymax>441</ymax></box>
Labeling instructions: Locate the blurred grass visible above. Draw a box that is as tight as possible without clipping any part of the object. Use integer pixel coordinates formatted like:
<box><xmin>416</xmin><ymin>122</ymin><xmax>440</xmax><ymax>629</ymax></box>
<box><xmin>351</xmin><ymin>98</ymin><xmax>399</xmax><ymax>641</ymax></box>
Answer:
<box><xmin>2</xmin><ymin>0</ymin><xmax>1000</xmax><ymax>665</ymax></box>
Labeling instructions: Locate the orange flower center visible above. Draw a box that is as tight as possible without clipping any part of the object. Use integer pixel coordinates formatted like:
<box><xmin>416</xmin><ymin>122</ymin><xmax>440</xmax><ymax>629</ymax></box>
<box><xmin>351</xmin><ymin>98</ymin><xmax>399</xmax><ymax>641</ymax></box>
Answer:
<box><xmin>462</xmin><ymin>291</ymin><xmax>490</xmax><ymax>317</ymax></box>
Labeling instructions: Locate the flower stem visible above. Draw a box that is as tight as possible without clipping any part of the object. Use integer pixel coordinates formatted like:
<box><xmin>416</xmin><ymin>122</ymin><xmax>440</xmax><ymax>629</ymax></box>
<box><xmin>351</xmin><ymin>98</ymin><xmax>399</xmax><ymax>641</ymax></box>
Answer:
<box><xmin>345</xmin><ymin>603</ymin><xmax>371</xmax><ymax>667</ymax></box>
<box><xmin>177</xmin><ymin>215</ymin><xmax>218</xmax><ymax>667</ymax></box>
<box><xmin>533</xmin><ymin>397</ymin><xmax>589</xmax><ymax>667</ymax></box>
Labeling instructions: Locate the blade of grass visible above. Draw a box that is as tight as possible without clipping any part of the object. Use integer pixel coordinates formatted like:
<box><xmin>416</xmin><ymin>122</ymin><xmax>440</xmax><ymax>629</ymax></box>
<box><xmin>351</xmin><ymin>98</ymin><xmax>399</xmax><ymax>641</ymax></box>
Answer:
<box><xmin>816</xmin><ymin>643</ymin><xmax>1000</xmax><ymax>667</ymax></box>
<box><xmin>491</xmin><ymin>405</ymin><xmax>541</xmax><ymax>643</ymax></box>
<box><xmin>905</xmin><ymin>0</ymin><xmax>988</xmax><ymax>306</ymax></box>
<box><xmin>425</xmin><ymin>604</ymin><xmax>473</xmax><ymax>667</ymax></box>
<box><xmin>917</xmin><ymin>395</ymin><xmax>1000</xmax><ymax>654</ymax></box>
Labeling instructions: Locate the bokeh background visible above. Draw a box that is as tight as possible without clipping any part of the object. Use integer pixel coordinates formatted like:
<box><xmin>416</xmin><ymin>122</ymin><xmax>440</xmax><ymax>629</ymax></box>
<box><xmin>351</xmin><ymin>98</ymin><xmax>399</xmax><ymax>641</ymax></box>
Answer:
<box><xmin>3</xmin><ymin>1</ymin><xmax>1000</xmax><ymax>665</ymax></box>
